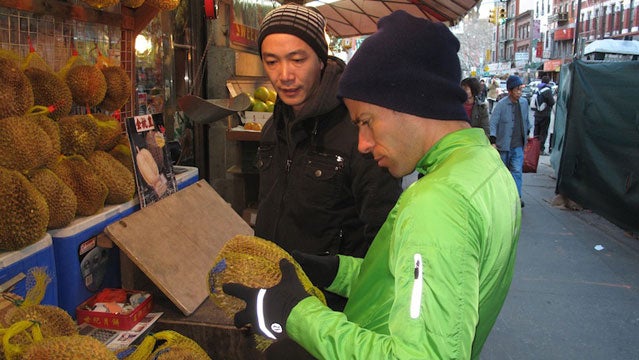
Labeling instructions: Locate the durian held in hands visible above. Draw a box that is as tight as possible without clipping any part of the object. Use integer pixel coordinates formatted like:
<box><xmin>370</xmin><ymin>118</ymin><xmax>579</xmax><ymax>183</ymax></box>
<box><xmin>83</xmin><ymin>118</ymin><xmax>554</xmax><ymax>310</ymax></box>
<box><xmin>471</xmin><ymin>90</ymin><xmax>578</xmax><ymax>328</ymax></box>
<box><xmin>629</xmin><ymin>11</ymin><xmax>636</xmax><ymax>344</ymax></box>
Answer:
<box><xmin>208</xmin><ymin>235</ymin><xmax>327</xmax><ymax>317</ymax></box>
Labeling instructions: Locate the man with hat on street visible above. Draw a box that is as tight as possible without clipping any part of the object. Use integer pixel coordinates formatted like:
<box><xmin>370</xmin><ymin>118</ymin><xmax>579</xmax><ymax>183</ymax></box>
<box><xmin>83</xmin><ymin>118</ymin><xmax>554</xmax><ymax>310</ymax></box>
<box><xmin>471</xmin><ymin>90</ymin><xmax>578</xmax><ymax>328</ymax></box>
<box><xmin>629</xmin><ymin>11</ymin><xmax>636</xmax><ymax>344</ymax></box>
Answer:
<box><xmin>224</xmin><ymin>10</ymin><xmax>521</xmax><ymax>359</ymax></box>
<box><xmin>489</xmin><ymin>74</ymin><xmax>530</xmax><ymax>207</ymax></box>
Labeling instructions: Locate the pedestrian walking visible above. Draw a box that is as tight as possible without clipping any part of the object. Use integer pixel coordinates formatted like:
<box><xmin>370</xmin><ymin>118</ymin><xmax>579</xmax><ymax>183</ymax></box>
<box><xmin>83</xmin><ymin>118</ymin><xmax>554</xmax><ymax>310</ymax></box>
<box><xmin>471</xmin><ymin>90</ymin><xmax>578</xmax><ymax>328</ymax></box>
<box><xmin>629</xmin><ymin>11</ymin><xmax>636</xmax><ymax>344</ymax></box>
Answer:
<box><xmin>531</xmin><ymin>75</ymin><xmax>555</xmax><ymax>155</ymax></box>
<box><xmin>489</xmin><ymin>75</ymin><xmax>531</xmax><ymax>208</ymax></box>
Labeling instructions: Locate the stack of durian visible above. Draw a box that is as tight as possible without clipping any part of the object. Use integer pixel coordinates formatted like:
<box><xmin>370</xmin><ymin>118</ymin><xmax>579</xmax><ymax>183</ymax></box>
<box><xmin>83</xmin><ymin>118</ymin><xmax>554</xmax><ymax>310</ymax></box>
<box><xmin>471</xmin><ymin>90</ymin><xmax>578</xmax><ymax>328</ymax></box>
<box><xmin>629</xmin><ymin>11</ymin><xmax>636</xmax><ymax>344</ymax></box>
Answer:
<box><xmin>0</xmin><ymin>49</ymin><xmax>136</xmax><ymax>252</ymax></box>
<box><xmin>0</xmin><ymin>269</ymin><xmax>211</xmax><ymax>359</ymax></box>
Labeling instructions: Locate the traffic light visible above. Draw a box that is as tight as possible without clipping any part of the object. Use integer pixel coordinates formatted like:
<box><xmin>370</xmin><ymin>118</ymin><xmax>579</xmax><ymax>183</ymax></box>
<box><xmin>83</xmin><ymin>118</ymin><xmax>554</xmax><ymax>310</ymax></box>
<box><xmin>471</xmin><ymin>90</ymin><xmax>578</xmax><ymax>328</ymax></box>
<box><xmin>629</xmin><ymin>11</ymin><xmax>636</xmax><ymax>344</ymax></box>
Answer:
<box><xmin>498</xmin><ymin>8</ymin><xmax>507</xmax><ymax>23</ymax></box>
<box><xmin>488</xmin><ymin>8</ymin><xmax>496</xmax><ymax>24</ymax></box>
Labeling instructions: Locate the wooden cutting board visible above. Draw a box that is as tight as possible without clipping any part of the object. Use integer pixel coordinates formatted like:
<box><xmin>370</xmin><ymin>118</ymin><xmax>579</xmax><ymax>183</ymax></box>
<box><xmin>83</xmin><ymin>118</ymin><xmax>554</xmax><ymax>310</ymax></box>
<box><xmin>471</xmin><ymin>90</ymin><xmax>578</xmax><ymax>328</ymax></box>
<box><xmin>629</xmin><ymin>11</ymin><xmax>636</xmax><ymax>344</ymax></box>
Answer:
<box><xmin>104</xmin><ymin>180</ymin><xmax>253</xmax><ymax>316</ymax></box>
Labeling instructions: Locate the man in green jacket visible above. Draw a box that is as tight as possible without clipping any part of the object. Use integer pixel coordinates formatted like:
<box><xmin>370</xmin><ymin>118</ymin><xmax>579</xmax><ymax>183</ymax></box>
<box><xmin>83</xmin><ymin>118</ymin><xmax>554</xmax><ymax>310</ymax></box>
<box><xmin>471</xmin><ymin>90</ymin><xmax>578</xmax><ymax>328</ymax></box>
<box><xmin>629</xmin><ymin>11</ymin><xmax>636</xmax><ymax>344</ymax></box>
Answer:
<box><xmin>224</xmin><ymin>10</ymin><xmax>521</xmax><ymax>359</ymax></box>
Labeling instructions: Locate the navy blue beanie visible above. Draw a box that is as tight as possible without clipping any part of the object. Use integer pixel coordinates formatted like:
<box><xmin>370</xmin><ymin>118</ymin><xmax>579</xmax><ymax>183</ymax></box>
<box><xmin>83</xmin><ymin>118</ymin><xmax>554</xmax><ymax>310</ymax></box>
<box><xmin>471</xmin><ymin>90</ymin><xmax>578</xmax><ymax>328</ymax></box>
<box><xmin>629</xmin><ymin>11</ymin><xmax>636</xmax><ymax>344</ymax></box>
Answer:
<box><xmin>338</xmin><ymin>11</ymin><xmax>467</xmax><ymax>121</ymax></box>
<box><xmin>506</xmin><ymin>75</ymin><xmax>523</xmax><ymax>90</ymax></box>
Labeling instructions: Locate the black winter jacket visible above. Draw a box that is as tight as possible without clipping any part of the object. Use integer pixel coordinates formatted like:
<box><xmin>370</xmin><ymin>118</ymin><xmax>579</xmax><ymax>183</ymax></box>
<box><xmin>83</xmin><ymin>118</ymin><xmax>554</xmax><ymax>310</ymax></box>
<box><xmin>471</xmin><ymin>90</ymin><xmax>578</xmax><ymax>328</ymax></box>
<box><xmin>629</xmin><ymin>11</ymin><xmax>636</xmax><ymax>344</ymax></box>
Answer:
<box><xmin>254</xmin><ymin>57</ymin><xmax>402</xmax><ymax>258</ymax></box>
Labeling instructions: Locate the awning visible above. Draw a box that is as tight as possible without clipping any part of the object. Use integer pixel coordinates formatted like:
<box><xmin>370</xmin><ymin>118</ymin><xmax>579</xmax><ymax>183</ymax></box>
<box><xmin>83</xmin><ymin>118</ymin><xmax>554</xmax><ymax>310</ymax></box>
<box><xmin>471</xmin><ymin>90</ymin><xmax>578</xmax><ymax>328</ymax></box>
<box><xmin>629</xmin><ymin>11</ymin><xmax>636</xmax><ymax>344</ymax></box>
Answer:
<box><xmin>300</xmin><ymin>0</ymin><xmax>481</xmax><ymax>37</ymax></box>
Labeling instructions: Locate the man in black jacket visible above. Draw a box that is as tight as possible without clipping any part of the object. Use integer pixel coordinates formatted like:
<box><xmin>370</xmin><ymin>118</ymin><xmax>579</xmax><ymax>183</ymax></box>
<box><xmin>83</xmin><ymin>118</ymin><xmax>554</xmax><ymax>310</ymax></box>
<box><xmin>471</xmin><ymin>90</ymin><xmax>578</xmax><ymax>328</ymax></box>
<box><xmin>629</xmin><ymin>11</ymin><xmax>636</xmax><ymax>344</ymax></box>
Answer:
<box><xmin>254</xmin><ymin>4</ymin><xmax>402</xmax><ymax>311</ymax></box>
<box><xmin>532</xmin><ymin>75</ymin><xmax>556</xmax><ymax>155</ymax></box>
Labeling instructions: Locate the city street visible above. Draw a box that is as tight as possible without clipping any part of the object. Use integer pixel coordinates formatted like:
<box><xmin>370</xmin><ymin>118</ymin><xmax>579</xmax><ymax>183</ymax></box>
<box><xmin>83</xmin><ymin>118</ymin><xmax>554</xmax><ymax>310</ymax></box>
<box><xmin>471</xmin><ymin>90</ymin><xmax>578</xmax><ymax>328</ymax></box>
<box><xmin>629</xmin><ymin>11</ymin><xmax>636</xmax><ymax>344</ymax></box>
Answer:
<box><xmin>481</xmin><ymin>155</ymin><xmax>639</xmax><ymax>360</ymax></box>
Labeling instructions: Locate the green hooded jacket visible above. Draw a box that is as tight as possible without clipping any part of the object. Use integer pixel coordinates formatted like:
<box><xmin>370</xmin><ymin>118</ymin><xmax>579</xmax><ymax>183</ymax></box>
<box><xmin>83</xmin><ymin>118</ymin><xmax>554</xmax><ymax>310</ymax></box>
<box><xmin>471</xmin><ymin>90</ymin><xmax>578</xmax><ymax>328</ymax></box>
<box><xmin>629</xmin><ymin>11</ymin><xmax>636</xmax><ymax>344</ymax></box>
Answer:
<box><xmin>287</xmin><ymin>128</ymin><xmax>521</xmax><ymax>359</ymax></box>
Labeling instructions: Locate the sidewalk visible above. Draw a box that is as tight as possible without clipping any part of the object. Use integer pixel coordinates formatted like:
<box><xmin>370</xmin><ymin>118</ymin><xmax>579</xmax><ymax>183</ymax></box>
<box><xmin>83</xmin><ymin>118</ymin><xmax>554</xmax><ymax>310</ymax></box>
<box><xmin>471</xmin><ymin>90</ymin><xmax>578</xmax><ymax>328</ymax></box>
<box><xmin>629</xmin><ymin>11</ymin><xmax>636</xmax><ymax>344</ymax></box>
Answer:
<box><xmin>481</xmin><ymin>155</ymin><xmax>639</xmax><ymax>360</ymax></box>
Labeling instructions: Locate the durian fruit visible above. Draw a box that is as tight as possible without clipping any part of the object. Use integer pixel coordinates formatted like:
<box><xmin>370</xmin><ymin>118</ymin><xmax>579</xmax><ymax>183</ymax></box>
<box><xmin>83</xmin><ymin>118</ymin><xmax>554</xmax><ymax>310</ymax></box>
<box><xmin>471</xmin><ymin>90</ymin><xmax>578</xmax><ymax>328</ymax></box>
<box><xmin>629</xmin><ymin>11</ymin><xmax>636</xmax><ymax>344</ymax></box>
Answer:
<box><xmin>208</xmin><ymin>235</ymin><xmax>327</xmax><ymax>352</ymax></box>
<box><xmin>21</xmin><ymin>335</ymin><xmax>117</xmax><ymax>359</ymax></box>
<box><xmin>208</xmin><ymin>235</ymin><xmax>326</xmax><ymax>317</ymax></box>
<box><xmin>0</xmin><ymin>49</ymin><xmax>22</xmax><ymax>63</ymax></box>
<box><xmin>92</xmin><ymin>113</ymin><xmax>123</xmax><ymax>151</ymax></box>
<box><xmin>0</xmin><ymin>57</ymin><xmax>34</xmax><ymax>118</ymax></box>
<box><xmin>145</xmin><ymin>0</ymin><xmax>180</xmax><ymax>10</ymax></box>
<box><xmin>122</xmin><ymin>0</ymin><xmax>145</xmax><ymax>8</ymax></box>
<box><xmin>110</xmin><ymin>141</ymin><xmax>134</xmax><ymax>173</ymax></box>
<box><xmin>58</xmin><ymin>114</ymin><xmax>99</xmax><ymax>157</ymax></box>
<box><xmin>2</xmin><ymin>304</ymin><xmax>78</xmax><ymax>339</ymax></box>
<box><xmin>87</xmin><ymin>151</ymin><xmax>136</xmax><ymax>204</ymax></box>
<box><xmin>78</xmin><ymin>0</ymin><xmax>120</xmax><ymax>10</ymax></box>
<box><xmin>21</xmin><ymin>45</ymin><xmax>51</xmax><ymax>72</ymax></box>
<box><xmin>0</xmin><ymin>116</ymin><xmax>56</xmax><ymax>173</ymax></box>
<box><xmin>23</xmin><ymin>67</ymin><xmax>73</xmax><ymax>120</ymax></box>
<box><xmin>52</xmin><ymin>155</ymin><xmax>108</xmax><ymax>216</ymax></box>
<box><xmin>65</xmin><ymin>64</ymin><xmax>107</xmax><ymax>107</ymax></box>
<box><xmin>27</xmin><ymin>168</ymin><xmax>78</xmax><ymax>229</ymax></box>
<box><xmin>57</xmin><ymin>48</ymin><xmax>87</xmax><ymax>80</ymax></box>
<box><xmin>99</xmin><ymin>66</ymin><xmax>131</xmax><ymax>111</ymax></box>
<box><xmin>31</xmin><ymin>114</ymin><xmax>61</xmax><ymax>156</ymax></box>
<box><xmin>0</xmin><ymin>167</ymin><xmax>49</xmax><ymax>251</ymax></box>
<box><xmin>125</xmin><ymin>330</ymin><xmax>211</xmax><ymax>360</ymax></box>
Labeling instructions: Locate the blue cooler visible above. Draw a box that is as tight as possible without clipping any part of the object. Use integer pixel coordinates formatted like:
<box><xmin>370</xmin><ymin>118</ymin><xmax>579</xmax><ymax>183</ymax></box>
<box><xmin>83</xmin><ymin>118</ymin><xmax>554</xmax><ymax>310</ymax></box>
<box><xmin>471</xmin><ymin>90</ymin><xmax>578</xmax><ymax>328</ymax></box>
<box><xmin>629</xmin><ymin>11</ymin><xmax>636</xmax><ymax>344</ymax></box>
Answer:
<box><xmin>174</xmin><ymin>166</ymin><xmax>199</xmax><ymax>190</ymax></box>
<box><xmin>48</xmin><ymin>201</ymin><xmax>137</xmax><ymax>317</ymax></box>
<box><xmin>0</xmin><ymin>234</ymin><xmax>58</xmax><ymax>306</ymax></box>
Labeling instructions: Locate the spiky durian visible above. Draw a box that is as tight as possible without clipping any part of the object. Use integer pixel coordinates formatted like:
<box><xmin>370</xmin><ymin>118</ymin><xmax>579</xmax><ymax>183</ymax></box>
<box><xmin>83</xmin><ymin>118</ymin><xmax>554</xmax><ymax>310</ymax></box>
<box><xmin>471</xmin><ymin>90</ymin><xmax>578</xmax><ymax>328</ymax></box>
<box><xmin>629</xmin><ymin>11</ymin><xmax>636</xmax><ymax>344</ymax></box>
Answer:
<box><xmin>122</xmin><ymin>0</ymin><xmax>145</xmax><ymax>8</ymax></box>
<box><xmin>99</xmin><ymin>66</ymin><xmax>131</xmax><ymax>111</ymax></box>
<box><xmin>52</xmin><ymin>155</ymin><xmax>108</xmax><ymax>216</ymax></box>
<box><xmin>0</xmin><ymin>57</ymin><xmax>34</xmax><ymax>118</ymax></box>
<box><xmin>208</xmin><ymin>235</ymin><xmax>326</xmax><ymax>317</ymax></box>
<box><xmin>91</xmin><ymin>113</ymin><xmax>123</xmax><ymax>151</ymax></box>
<box><xmin>0</xmin><ymin>116</ymin><xmax>56</xmax><ymax>172</ymax></box>
<box><xmin>21</xmin><ymin>335</ymin><xmax>117</xmax><ymax>359</ymax></box>
<box><xmin>87</xmin><ymin>151</ymin><xmax>135</xmax><ymax>204</ymax></box>
<box><xmin>31</xmin><ymin>114</ymin><xmax>61</xmax><ymax>156</ymax></box>
<box><xmin>0</xmin><ymin>167</ymin><xmax>49</xmax><ymax>251</ymax></box>
<box><xmin>27</xmin><ymin>168</ymin><xmax>77</xmax><ymax>229</ymax></box>
<box><xmin>65</xmin><ymin>64</ymin><xmax>107</xmax><ymax>107</ymax></box>
<box><xmin>145</xmin><ymin>0</ymin><xmax>180</xmax><ymax>10</ymax></box>
<box><xmin>2</xmin><ymin>304</ymin><xmax>78</xmax><ymax>338</ymax></box>
<box><xmin>58</xmin><ymin>114</ymin><xmax>99</xmax><ymax>157</ymax></box>
<box><xmin>110</xmin><ymin>143</ymin><xmax>134</xmax><ymax>173</ymax></box>
<box><xmin>23</xmin><ymin>67</ymin><xmax>73</xmax><ymax>120</ymax></box>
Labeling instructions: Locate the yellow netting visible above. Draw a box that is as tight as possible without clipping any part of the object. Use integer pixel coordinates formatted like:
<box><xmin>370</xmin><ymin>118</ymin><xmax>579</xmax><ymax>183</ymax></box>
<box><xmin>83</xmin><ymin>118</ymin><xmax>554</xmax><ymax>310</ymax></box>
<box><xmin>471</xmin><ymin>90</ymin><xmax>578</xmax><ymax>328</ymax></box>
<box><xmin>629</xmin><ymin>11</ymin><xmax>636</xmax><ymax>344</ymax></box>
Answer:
<box><xmin>21</xmin><ymin>268</ymin><xmax>50</xmax><ymax>308</ymax></box>
<box><xmin>20</xmin><ymin>38</ymin><xmax>51</xmax><ymax>73</ymax></box>
<box><xmin>57</xmin><ymin>46</ymin><xmax>90</xmax><ymax>80</ymax></box>
<box><xmin>122</xmin><ymin>330</ymin><xmax>211</xmax><ymax>360</ymax></box>
<box><xmin>208</xmin><ymin>235</ymin><xmax>327</xmax><ymax>351</ymax></box>
<box><xmin>1</xmin><ymin>320</ymin><xmax>43</xmax><ymax>360</ymax></box>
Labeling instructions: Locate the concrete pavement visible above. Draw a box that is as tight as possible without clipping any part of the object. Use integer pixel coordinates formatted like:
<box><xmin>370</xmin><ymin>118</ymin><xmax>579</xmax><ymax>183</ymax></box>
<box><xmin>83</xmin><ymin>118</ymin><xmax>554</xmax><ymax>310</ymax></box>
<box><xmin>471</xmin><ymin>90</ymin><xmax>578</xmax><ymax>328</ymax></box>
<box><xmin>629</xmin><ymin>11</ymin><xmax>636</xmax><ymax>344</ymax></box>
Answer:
<box><xmin>481</xmin><ymin>155</ymin><xmax>639</xmax><ymax>360</ymax></box>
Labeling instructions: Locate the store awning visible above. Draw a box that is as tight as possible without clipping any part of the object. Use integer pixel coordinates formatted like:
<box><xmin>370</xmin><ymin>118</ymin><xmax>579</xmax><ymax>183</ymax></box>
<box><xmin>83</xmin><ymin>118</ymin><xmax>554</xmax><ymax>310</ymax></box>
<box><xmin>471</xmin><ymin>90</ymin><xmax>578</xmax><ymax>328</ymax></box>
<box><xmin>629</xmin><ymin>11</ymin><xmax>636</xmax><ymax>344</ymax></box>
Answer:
<box><xmin>298</xmin><ymin>0</ymin><xmax>480</xmax><ymax>38</ymax></box>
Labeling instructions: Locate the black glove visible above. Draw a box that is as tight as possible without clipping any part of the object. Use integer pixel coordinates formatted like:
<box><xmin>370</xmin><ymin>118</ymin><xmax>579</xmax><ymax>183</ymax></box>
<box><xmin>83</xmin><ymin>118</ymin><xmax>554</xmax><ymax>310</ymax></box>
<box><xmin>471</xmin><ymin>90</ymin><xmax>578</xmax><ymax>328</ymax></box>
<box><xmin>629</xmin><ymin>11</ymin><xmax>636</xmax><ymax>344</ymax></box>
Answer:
<box><xmin>291</xmin><ymin>250</ymin><xmax>339</xmax><ymax>289</ymax></box>
<box><xmin>223</xmin><ymin>259</ymin><xmax>309</xmax><ymax>340</ymax></box>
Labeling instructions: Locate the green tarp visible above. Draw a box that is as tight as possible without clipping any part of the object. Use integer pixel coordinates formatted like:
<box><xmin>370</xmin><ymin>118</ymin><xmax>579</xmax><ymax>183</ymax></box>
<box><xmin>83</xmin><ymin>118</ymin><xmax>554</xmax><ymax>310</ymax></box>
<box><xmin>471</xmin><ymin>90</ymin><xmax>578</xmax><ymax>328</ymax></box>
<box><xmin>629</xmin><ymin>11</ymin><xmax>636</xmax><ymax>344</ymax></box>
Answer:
<box><xmin>550</xmin><ymin>60</ymin><xmax>639</xmax><ymax>231</ymax></box>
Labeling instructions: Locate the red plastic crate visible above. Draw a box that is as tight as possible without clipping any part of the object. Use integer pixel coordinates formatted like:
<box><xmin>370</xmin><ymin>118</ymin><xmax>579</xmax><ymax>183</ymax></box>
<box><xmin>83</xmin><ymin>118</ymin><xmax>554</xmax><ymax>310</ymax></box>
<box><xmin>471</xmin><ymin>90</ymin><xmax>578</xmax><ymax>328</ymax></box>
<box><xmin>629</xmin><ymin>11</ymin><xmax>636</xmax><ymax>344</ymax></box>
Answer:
<box><xmin>76</xmin><ymin>289</ymin><xmax>152</xmax><ymax>330</ymax></box>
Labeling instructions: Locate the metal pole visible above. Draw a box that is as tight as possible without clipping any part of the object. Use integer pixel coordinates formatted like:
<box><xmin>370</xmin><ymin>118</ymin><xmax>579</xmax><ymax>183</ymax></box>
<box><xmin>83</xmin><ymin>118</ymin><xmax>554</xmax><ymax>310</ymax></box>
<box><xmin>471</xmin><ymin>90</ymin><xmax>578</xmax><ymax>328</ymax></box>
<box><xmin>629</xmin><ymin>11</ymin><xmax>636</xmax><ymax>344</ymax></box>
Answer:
<box><xmin>572</xmin><ymin>0</ymin><xmax>582</xmax><ymax>57</ymax></box>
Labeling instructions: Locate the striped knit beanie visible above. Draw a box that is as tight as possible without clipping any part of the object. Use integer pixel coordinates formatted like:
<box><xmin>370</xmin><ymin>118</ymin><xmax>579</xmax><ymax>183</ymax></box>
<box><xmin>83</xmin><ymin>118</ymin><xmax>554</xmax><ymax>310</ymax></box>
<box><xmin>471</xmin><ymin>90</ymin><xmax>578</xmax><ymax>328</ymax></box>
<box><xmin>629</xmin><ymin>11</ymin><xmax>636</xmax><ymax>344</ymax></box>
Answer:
<box><xmin>258</xmin><ymin>4</ymin><xmax>328</xmax><ymax>65</ymax></box>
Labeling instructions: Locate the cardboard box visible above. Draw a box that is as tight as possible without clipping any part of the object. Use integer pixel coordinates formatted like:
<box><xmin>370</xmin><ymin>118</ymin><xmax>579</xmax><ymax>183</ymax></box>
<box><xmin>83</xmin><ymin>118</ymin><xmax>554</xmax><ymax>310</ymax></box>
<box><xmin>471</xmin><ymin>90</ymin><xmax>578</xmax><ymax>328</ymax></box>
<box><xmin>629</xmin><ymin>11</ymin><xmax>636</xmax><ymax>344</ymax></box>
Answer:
<box><xmin>76</xmin><ymin>289</ymin><xmax>153</xmax><ymax>330</ymax></box>
<box><xmin>0</xmin><ymin>234</ymin><xmax>58</xmax><ymax>306</ymax></box>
